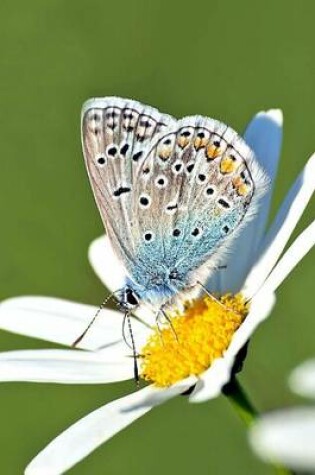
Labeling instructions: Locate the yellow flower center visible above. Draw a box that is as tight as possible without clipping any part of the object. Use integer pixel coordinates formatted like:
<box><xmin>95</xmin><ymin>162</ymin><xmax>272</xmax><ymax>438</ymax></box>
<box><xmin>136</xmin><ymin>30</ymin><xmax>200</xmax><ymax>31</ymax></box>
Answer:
<box><xmin>140</xmin><ymin>293</ymin><xmax>248</xmax><ymax>387</ymax></box>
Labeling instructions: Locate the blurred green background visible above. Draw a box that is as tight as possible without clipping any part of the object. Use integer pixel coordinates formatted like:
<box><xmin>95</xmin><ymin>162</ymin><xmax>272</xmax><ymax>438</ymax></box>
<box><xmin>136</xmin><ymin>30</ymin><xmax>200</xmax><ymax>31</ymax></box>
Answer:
<box><xmin>0</xmin><ymin>0</ymin><xmax>314</xmax><ymax>473</ymax></box>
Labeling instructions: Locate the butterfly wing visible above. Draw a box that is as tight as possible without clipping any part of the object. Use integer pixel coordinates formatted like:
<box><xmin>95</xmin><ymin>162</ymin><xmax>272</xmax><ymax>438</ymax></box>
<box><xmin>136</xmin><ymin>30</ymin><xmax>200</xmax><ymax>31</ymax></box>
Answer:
<box><xmin>82</xmin><ymin>98</ymin><xmax>268</xmax><ymax>305</ymax></box>
<box><xmin>81</xmin><ymin>97</ymin><xmax>176</xmax><ymax>277</ymax></box>
<box><xmin>132</xmin><ymin>115</ymin><xmax>268</xmax><ymax>289</ymax></box>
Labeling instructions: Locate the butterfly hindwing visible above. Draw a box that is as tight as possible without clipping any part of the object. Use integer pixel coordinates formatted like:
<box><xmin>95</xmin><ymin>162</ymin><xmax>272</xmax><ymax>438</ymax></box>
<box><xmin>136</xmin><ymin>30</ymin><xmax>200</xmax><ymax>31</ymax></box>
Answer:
<box><xmin>133</xmin><ymin>115</ymin><xmax>266</xmax><ymax>283</ymax></box>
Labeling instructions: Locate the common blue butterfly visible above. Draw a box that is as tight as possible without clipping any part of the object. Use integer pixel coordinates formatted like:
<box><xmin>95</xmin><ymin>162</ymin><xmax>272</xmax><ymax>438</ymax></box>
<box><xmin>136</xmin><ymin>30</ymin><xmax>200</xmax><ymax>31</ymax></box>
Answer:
<box><xmin>81</xmin><ymin>97</ymin><xmax>268</xmax><ymax>314</ymax></box>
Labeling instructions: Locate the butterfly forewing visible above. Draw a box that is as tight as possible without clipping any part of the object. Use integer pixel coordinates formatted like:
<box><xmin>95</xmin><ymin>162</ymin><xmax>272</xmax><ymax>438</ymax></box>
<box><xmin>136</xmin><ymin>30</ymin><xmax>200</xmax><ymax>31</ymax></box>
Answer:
<box><xmin>81</xmin><ymin>97</ymin><xmax>176</xmax><ymax>273</ymax></box>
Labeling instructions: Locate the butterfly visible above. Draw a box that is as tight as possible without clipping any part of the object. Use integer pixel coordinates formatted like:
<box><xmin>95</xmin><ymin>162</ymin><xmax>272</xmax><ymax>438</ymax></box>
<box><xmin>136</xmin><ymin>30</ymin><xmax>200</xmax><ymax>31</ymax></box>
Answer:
<box><xmin>81</xmin><ymin>97</ymin><xmax>268</xmax><ymax>314</ymax></box>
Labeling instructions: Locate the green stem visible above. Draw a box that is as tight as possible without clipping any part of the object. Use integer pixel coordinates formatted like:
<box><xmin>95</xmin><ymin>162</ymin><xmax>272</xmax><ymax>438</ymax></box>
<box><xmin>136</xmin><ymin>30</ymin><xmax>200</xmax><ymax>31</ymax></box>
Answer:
<box><xmin>222</xmin><ymin>376</ymin><xmax>258</xmax><ymax>427</ymax></box>
<box><xmin>223</xmin><ymin>377</ymin><xmax>294</xmax><ymax>475</ymax></box>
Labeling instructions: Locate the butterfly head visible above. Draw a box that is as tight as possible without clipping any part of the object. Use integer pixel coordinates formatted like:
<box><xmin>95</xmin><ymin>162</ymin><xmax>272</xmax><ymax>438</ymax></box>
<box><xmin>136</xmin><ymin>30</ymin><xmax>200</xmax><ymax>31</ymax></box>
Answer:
<box><xmin>120</xmin><ymin>286</ymin><xmax>140</xmax><ymax>311</ymax></box>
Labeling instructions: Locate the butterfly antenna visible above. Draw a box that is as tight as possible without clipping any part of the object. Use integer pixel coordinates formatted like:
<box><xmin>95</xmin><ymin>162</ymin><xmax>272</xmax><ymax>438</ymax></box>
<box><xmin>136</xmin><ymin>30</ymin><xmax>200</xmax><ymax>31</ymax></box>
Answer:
<box><xmin>122</xmin><ymin>311</ymin><xmax>133</xmax><ymax>350</ymax></box>
<box><xmin>72</xmin><ymin>290</ymin><xmax>120</xmax><ymax>348</ymax></box>
<box><xmin>124</xmin><ymin>311</ymin><xmax>140</xmax><ymax>387</ymax></box>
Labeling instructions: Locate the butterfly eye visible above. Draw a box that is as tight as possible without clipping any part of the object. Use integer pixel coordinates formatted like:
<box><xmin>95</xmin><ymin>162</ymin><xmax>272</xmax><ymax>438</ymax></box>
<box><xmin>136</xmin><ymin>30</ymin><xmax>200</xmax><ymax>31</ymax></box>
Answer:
<box><xmin>172</xmin><ymin>228</ymin><xmax>181</xmax><ymax>237</ymax></box>
<box><xmin>125</xmin><ymin>288</ymin><xmax>139</xmax><ymax>307</ymax></box>
<box><xmin>222</xmin><ymin>225</ymin><xmax>230</xmax><ymax>234</ymax></box>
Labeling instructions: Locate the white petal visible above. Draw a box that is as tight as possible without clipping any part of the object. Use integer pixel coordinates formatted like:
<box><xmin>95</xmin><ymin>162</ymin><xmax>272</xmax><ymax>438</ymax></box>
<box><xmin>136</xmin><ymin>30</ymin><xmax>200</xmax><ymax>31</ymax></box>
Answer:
<box><xmin>0</xmin><ymin>349</ymin><xmax>132</xmax><ymax>384</ymax></box>
<box><xmin>25</xmin><ymin>377</ymin><xmax>196</xmax><ymax>475</ymax></box>
<box><xmin>190</xmin><ymin>291</ymin><xmax>275</xmax><ymax>402</ymax></box>
<box><xmin>243</xmin><ymin>153</ymin><xmax>315</xmax><ymax>299</ymax></box>
<box><xmin>258</xmin><ymin>219</ymin><xmax>315</xmax><ymax>295</ymax></box>
<box><xmin>88</xmin><ymin>235</ymin><xmax>127</xmax><ymax>292</ymax></box>
<box><xmin>249</xmin><ymin>408</ymin><xmax>315</xmax><ymax>471</ymax></box>
<box><xmin>0</xmin><ymin>296</ymin><xmax>140</xmax><ymax>350</ymax></box>
<box><xmin>189</xmin><ymin>358</ymin><xmax>233</xmax><ymax>403</ymax></box>
<box><xmin>208</xmin><ymin>109</ymin><xmax>283</xmax><ymax>293</ymax></box>
<box><xmin>245</xmin><ymin>109</ymin><xmax>283</xmax><ymax>182</ymax></box>
<box><xmin>289</xmin><ymin>359</ymin><xmax>315</xmax><ymax>399</ymax></box>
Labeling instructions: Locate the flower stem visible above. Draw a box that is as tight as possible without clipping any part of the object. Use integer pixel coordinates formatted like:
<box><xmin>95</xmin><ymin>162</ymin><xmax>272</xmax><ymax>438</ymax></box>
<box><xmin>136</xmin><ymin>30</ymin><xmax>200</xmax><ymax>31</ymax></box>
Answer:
<box><xmin>222</xmin><ymin>376</ymin><xmax>258</xmax><ymax>427</ymax></box>
<box><xmin>223</xmin><ymin>377</ymin><xmax>294</xmax><ymax>475</ymax></box>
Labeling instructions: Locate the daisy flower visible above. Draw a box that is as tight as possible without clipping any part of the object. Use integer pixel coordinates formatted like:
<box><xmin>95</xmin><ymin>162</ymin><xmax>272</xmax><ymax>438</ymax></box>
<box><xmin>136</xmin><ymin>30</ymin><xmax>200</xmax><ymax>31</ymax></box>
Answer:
<box><xmin>249</xmin><ymin>358</ymin><xmax>315</xmax><ymax>472</ymax></box>
<box><xmin>0</xmin><ymin>109</ymin><xmax>314</xmax><ymax>475</ymax></box>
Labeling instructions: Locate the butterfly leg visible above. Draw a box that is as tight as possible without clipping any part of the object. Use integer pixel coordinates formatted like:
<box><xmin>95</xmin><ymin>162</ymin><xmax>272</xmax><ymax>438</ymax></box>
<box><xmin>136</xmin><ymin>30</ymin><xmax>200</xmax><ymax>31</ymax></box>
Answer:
<box><xmin>160</xmin><ymin>308</ymin><xmax>178</xmax><ymax>342</ymax></box>
<box><xmin>155</xmin><ymin>306</ymin><xmax>178</xmax><ymax>343</ymax></box>
<box><xmin>195</xmin><ymin>280</ymin><xmax>233</xmax><ymax>312</ymax></box>
<box><xmin>196</xmin><ymin>281</ymin><xmax>243</xmax><ymax>318</ymax></box>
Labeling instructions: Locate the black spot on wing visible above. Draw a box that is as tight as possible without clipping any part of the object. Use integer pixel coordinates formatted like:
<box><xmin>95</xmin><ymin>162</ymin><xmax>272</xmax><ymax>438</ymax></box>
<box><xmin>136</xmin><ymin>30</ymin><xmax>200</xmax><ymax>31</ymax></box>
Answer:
<box><xmin>120</xmin><ymin>144</ymin><xmax>129</xmax><ymax>156</ymax></box>
<box><xmin>113</xmin><ymin>187</ymin><xmax>131</xmax><ymax>197</ymax></box>
<box><xmin>218</xmin><ymin>198</ymin><xmax>231</xmax><ymax>209</ymax></box>
<box><xmin>107</xmin><ymin>146</ymin><xmax>117</xmax><ymax>157</ymax></box>
<box><xmin>133</xmin><ymin>151</ymin><xmax>143</xmax><ymax>162</ymax></box>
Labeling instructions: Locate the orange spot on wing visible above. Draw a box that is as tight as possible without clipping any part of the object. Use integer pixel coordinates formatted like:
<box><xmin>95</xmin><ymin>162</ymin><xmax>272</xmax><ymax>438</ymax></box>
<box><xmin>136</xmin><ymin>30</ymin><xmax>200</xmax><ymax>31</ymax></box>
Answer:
<box><xmin>232</xmin><ymin>176</ymin><xmax>250</xmax><ymax>196</ymax></box>
<box><xmin>220</xmin><ymin>156</ymin><xmax>239</xmax><ymax>174</ymax></box>
<box><xmin>194</xmin><ymin>137</ymin><xmax>208</xmax><ymax>150</ymax></box>
<box><xmin>237</xmin><ymin>183</ymin><xmax>249</xmax><ymax>196</ymax></box>
<box><xmin>177</xmin><ymin>136</ymin><xmax>190</xmax><ymax>148</ymax></box>
<box><xmin>206</xmin><ymin>144</ymin><xmax>221</xmax><ymax>160</ymax></box>
<box><xmin>159</xmin><ymin>147</ymin><xmax>172</xmax><ymax>160</ymax></box>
